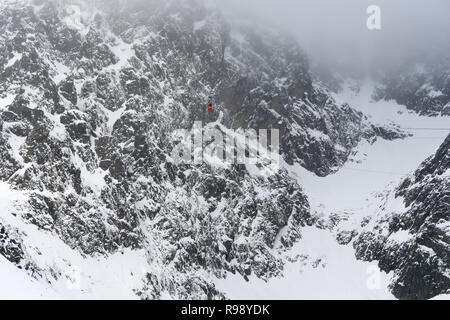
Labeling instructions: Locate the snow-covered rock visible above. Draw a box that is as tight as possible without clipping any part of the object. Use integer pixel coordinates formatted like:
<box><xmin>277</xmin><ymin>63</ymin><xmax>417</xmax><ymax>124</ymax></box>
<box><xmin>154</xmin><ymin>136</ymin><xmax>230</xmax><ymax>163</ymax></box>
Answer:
<box><xmin>0</xmin><ymin>0</ymin><xmax>436</xmax><ymax>300</ymax></box>
<box><xmin>354</xmin><ymin>134</ymin><xmax>450</xmax><ymax>299</ymax></box>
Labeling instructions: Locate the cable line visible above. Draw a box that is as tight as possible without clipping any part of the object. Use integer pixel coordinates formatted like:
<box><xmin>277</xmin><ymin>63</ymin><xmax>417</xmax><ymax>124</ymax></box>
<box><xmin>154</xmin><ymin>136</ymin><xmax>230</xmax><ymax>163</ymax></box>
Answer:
<box><xmin>342</xmin><ymin>167</ymin><xmax>408</xmax><ymax>176</ymax></box>
<box><xmin>399</xmin><ymin>127</ymin><xmax>450</xmax><ymax>131</ymax></box>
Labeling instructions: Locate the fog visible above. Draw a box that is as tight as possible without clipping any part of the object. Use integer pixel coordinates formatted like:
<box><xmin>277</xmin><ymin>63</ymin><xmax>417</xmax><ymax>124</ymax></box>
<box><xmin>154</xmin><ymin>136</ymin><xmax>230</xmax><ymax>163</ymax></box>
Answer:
<box><xmin>218</xmin><ymin>0</ymin><xmax>450</xmax><ymax>77</ymax></box>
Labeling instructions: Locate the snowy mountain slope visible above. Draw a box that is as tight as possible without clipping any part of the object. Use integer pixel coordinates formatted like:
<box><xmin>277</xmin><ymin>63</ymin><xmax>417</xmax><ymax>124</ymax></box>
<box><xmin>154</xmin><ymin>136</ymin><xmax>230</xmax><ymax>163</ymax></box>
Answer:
<box><xmin>0</xmin><ymin>180</ymin><xmax>151</xmax><ymax>299</ymax></box>
<box><xmin>295</xmin><ymin>83</ymin><xmax>450</xmax><ymax>300</ymax></box>
<box><xmin>98</xmin><ymin>0</ymin><xmax>404</xmax><ymax>176</ymax></box>
<box><xmin>0</xmin><ymin>0</ymin><xmax>318</xmax><ymax>299</ymax></box>
<box><xmin>300</xmin><ymin>81</ymin><xmax>450</xmax><ymax>213</ymax></box>
<box><xmin>354</xmin><ymin>133</ymin><xmax>450</xmax><ymax>299</ymax></box>
<box><xmin>372</xmin><ymin>54</ymin><xmax>450</xmax><ymax>116</ymax></box>
<box><xmin>215</xmin><ymin>227</ymin><xmax>395</xmax><ymax>300</ymax></box>
<box><xmin>330</xmin><ymin>83</ymin><xmax>449</xmax><ymax>300</ymax></box>
<box><xmin>0</xmin><ymin>254</ymin><xmax>60</xmax><ymax>299</ymax></box>
<box><xmin>215</xmin><ymin>82</ymin><xmax>449</xmax><ymax>300</ymax></box>
<box><xmin>318</xmin><ymin>51</ymin><xmax>450</xmax><ymax>117</ymax></box>
<box><xmin>0</xmin><ymin>0</ymin><xmax>447</xmax><ymax>300</ymax></box>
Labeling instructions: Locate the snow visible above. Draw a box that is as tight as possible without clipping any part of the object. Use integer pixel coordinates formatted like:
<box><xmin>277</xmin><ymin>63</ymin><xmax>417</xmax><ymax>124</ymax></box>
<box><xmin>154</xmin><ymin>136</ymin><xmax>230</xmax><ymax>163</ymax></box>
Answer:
<box><xmin>268</xmin><ymin>108</ymin><xmax>281</xmax><ymax>119</ymax></box>
<box><xmin>0</xmin><ymin>182</ymin><xmax>59</xmax><ymax>299</ymax></box>
<box><xmin>71</xmin><ymin>153</ymin><xmax>107</xmax><ymax>193</ymax></box>
<box><xmin>4</xmin><ymin>52</ymin><xmax>22</xmax><ymax>68</ymax></box>
<box><xmin>0</xmin><ymin>93</ymin><xmax>16</xmax><ymax>110</ymax></box>
<box><xmin>428</xmin><ymin>89</ymin><xmax>444</xmax><ymax>98</ymax></box>
<box><xmin>388</xmin><ymin>229</ymin><xmax>415</xmax><ymax>243</ymax></box>
<box><xmin>61</xmin><ymin>4</ymin><xmax>91</xmax><ymax>37</ymax></box>
<box><xmin>46</xmin><ymin>248</ymin><xmax>148</xmax><ymax>300</ymax></box>
<box><xmin>6</xmin><ymin>134</ymin><xmax>26</xmax><ymax>164</ymax></box>
<box><xmin>215</xmin><ymin>80</ymin><xmax>450</xmax><ymax>300</ymax></box>
<box><xmin>51</xmin><ymin>60</ymin><xmax>71</xmax><ymax>85</ymax></box>
<box><xmin>0</xmin><ymin>180</ymin><xmax>146</xmax><ymax>300</ymax></box>
<box><xmin>340</xmin><ymin>80</ymin><xmax>450</xmax><ymax>135</ymax></box>
<box><xmin>436</xmin><ymin>220</ymin><xmax>450</xmax><ymax>234</ymax></box>
<box><xmin>80</xmin><ymin>167</ymin><xmax>107</xmax><ymax>193</ymax></box>
<box><xmin>307</xmin><ymin>128</ymin><xmax>331</xmax><ymax>141</ymax></box>
<box><xmin>100</xmin><ymin>103</ymin><xmax>127</xmax><ymax>133</ymax></box>
<box><xmin>0</xmin><ymin>1</ymin><xmax>447</xmax><ymax>299</ymax></box>
<box><xmin>0</xmin><ymin>255</ymin><xmax>60</xmax><ymax>299</ymax></box>
<box><xmin>43</xmin><ymin>109</ymin><xmax>67</xmax><ymax>141</ymax></box>
<box><xmin>107</xmin><ymin>38</ymin><xmax>135</xmax><ymax>71</ymax></box>
<box><xmin>193</xmin><ymin>20</ymin><xmax>206</xmax><ymax>32</ymax></box>
<box><xmin>215</xmin><ymin>227</ymin><xmax>394</xmax><ymax>300</ymax></box>
<box><xmin>287</xmin><ymin>80</ymin><xmax>450</xmax><ymax>214</ymax></box>
<box><xmin>30</xmin><ymin>0</ymin><xmax>45</xmax><ymax>14</ymax></box>
<box><xmin>432</xmin><ymin>293</ymin><xmax>450</xmax><ymax>300</ymax></box>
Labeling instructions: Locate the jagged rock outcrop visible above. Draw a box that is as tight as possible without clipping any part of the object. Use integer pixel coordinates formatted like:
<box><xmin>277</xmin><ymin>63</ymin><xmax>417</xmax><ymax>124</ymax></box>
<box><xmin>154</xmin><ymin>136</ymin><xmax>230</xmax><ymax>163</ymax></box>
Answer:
<box><xmin>354</xmin><ymin>134</ymin><xmax>450</xmax><ymax>300</ymax></box>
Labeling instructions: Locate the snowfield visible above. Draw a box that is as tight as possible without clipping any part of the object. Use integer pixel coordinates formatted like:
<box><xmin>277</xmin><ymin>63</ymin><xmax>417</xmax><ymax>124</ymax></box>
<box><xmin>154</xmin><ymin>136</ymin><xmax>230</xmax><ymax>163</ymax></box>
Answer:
<box><xmin>294</xmin><ymin>80</ymin><xmax>450</xmax><ymax>214</ymax></box>
<box><xmin>216</xmin><ymin>81</ymin><xmax>450</xmax><ymax>300</ymax></box>
<box><xmin>0</xmin><ymin>255</ymin><xmax>60</xmax><ymax>299</ymax></box>
<box><xmin>215</xmin><ymin>227</ymin><xmax>395</xmax><ymax>300</ymax></box>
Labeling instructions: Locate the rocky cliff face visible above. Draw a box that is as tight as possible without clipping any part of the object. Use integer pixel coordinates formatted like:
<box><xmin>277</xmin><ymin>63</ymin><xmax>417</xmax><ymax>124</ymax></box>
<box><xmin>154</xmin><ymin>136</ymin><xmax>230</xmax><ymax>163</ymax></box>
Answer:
<box><xmin>354</xmin><ymin>134</ymin><xmax>450</xmax><ymax>299</ymax></box>
<box><xmin>0</xmin><ymin>0</ymin><xmax>408</xmax><ymax>299</ymax></box>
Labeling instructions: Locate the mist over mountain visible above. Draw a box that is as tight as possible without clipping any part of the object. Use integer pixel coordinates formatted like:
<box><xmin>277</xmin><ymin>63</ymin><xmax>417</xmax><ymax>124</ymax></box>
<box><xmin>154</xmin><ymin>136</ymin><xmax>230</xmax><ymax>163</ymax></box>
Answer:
<box><xmin>220</xmin><ymin>0</ymin><xmax>450</xmax><ymax>78</ymax></box>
